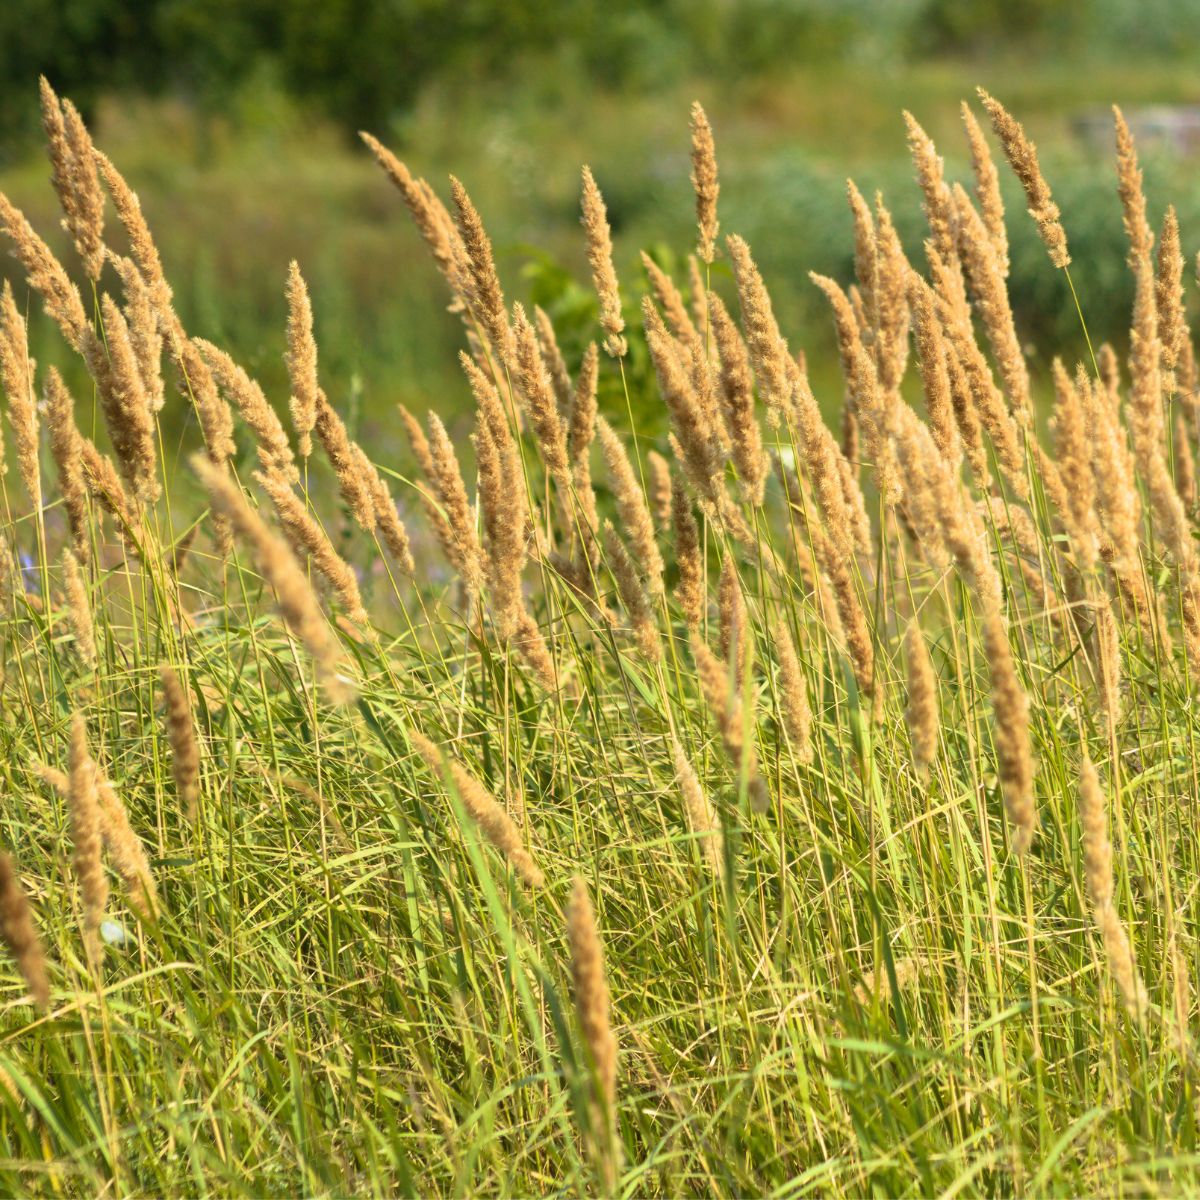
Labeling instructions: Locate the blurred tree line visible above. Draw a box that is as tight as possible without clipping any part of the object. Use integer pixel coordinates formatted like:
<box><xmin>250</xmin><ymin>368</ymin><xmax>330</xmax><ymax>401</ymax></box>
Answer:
<box><xmin>6</xmin><ymin>0</ymin><xmax>1200</xmax><ymax>157</ymax></box>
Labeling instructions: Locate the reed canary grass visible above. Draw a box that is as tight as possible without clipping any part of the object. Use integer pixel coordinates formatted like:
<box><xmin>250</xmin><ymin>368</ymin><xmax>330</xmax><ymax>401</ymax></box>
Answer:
<box><xmin>409</xmin><ymin>729</ymin><xmax>544</xmax><ymax>889</ymax></box>
<box><xmin>89</xmin><ymin>297</ymin><xmax>160</xmax><ymax>504</ymax></box>
<box><xmin>580</xmin><ymin>166</ymin><xmax>626</xmax><ymax>358</ymax></box>
<box><xmin>1113</xmin><ymin>106</ymin><xmax>1154</xmax><ymax>271</ymax></box>
<box><xmin>0</xmin><ymin>82</ymin><xmax>1199</xmax><ymax>1195</ymax></box>
<box><xmin>45</xmin><ymin>367</ymin><xmax>90</xmax><ymax>562</ymax></box>
<box><xmin>360</xmin><ymin>133</ymin><xmax>467</xmax><ymax>305</ymax></box>
<box><xmin>313</xmin><ymin>390</ymin><xmax>376</xmax><ymax>530</ymax></box>
<box><xmin>774</xmin><ymin>618</ymin><xmax>813</xmax><ymax>763</ymax></box>
<box><xmin>0</xmin><ymin>193</ymin><xmax>89</xmax><ymax>351</ymax></box>
<box><xmin>193</xmin><ymin>454</ymin><xmax>354</xmax><ymax>703</ymax></box>
<box><xmin>961</xmin><ymin>101</ymin><xmax>1008</xmax><ymax>276</ymax></box>
<box><xmin>284</xmin><ymin>262</ymin><xmax>320</xmax><ymax>459</ymax></box>
<box><xmin>1051</xmin><ymin>361</ymin><xmax>1100</xmax><ymax>569</ymax></box>
<box><xmin>567</xmin><ymin>876</ymin><xmax>620</xmax><ymax>1193</ymax></box>
<box><xmin>1093</xmin><ymin>595</ymin><xmax>1124</xmax><ymax>720</ymax></box>
<box><xmin>671</xmin><ymin>474</ymin><xmax>704</xmax><ymax>628</ymax></box>
<box><xmin>353</xmin><ymin>445</ymin><xmax>416</xmax><ymax>574</ymax></box>
<box><xmin>172</xmin><ymin>329</ymin><xmax>237</xmax><ymax>464</ymax></box>
<box><xmin>686</xmin><ymin>253</ymin><xmax>708</xmax><ymax>333</ymax></box>
<box><xmin>450</xmin><ymin>175</ymin><xmax>515</xmax><ymax>369</ymax></box>
<box><xmin>256</xmin><ymin>467</ymin><xmax>372</xmax><ymax>628</ymax></box>
<box><xmin>671</xmin><ymin>738</ymin><xmax>724</xmax><ymax>882</ymax></box>
<box><xmin>1175</xmin><ymin>411</ymin><xmax>1196</xmax><ymax>509</ymax></box>
<box><xmin>937</xmin><ymin>294</ymin><xmax>1028</xmax><ymax>493</ymax></box>
<box><xmin>846</xmin><ymin>180</ymin><xmax>878</xmax><ymax>338</ymax></box>
<box><xmin>424</xmin><ymin>412</ymin><xmax>484</xmax><ymax>594</ymax></box>
<box><xmin>38</xmin><ymin>79</ymin><xmax>105</xmax><ymax>282</ymax></box>
<box><xmin>603</xmin><ymin>521</ymin><xmax>661</xmax><ymax>663</ymax></box>
<box><xmin>569</xmin><ymin>341</ymin><xmax>599</xmax><ymax>469</ymax></box>
<box><xmin>1078</xmin><ymin>755</ymin><xmax>1148</xmax><ymax>1020</ymax></box>
<box><xmin>0</xmin><ymin>853</ymin><xmax>50</xmax><ymax>1011</ymax></box>
<box><xmin>596</xmin><ymin>416</ymin><xmax>664</xmax><ymax>597</ymax></box>
<box><xmin>692</xmin><ymin>634</ymin><xmax>768</xmax><ymax>813</ymax></box>
<box><xmin>903</xmin><ymin>620</ymin><xmax>938</xmax><ymax>779</ymax></box>
<box><xmin>978</xmin><ymin>88</ymin><xmax>1070</xmax><ymax>268</ymax></box>
<box><xmin>810</xmin><ymin>271</ymin><xmax>896</xmax><ymax>501</ymax></box>
<box><xmin>512</xmin><ymin>608</ymin><xmax>558</xmax><ymax>691</ymax></box>
<box><xmin>709</xmin><ymin>291</ymin><xmax>767</xmax><ymax>505</ymax></box>
<box><xmin>94</xmin><ymin>770</ymin><xmax>157</xmax><ymax>923</ymax></box>
<box><xmin>68</xmin><ymin>714</ymin><xmax>108</xmax><ymax>958</ymax></box>
<box><xmin>642</xmin><ymin>299</ymin><xmax>729</xmax><ymax>526</ymax></box>
<box><xmin>79</xmin><ymin>436</ymin><xmax>140</xmax><ymax>550</ymax></box>
<box><xmin>160</xmin><ymin>665</ymin><xmax>201</xmax><ymax>823</ymax></box>
<box><xmin>399</xmin><ymin>402</ymin><xmax>459</xmax><ymax>560</ymax></box>
<box><xmin>533</xmin><ymin>304</ymin><xmax>572</xmax><ymax>413</ymax></box>
<box><xmin>41</xmin><ymin>757</ymin><xmax>159</xmax><ymax>921</ymax></box>
<box><xmin>62</xmin><ymin>549</ymin><xmax>96</xmax><ymax>668</ymax></box>
<box><xmin>109</xmin><ymin>254</ymin><xmax>165</xmax><ymax>413</ymax></box>
<box><xmin>641</xmin><ymin>252</ymin><xmax>700</xmax><ymax>354</ymax></box>
<box><xmin>471</xmin><ymin>408</ymin><xmax>527</xmax><ymax>640</ymax></box>
<box><xmin>689</xmin><ymin>101</ymin><xmax>719</xmax><ymax>264</ymax></box>
<box><xmin>909</xmin><ymin>275</ymin><xmax>960</xmax><ymax>466</ymax></box>
<box><xmin>196</xmin><ymin>339</ymin><xmax>298</xmax><ymax>484</ymax></box>
<box><xmin>903</xmin><ymin>111</ymin><xmax>959</xmax><ymax>278</ymax></box>
<box><xmin>952</xmin><ymin>183</ymin><xmax>1031</xmax><ymax>421</ymax></box>
<box><xmin>511</xmin><ymin>304</ymin><xmax>572</xmax><ymax>486</ymax></box>
<box><xmin>1157</xmin><ymin>206</ymin><xmax>1186</xmax><ymax>389</ymax></box>
<box><xmin>0</xmin><ymin>280</ymin><xmax>41</xmax><ymax>513</ymax></box>
<box><xmin>939</xmin><ymin>336</ymin><xmax>987</xmax><ymax>485</ymax></box>
<box><xmin>94</xmin><ymin>149</ymin><xmax>172</xmax><ymax>316</ymax></box>
<box><xmin>717</xmin><ymin>554</ymin><xmax>747</xmax><ymax>682</ymax></box>
<box><xmin>981</xmin><ymin>607</ymin><xmax>1036</xmax><ymax>856</ymax></box>
<box><xmin>872</xmin><ymin>198</ymin><xmax>912</xmax><ymax>393</ymax></box>
<box><xmin>726</xmin><ymin>234</ymin><xmax>793</xmax><ymax>424</ymax></box>
<box><xmin>646</xmin><ymin>451</ymin><xmax>673</xmax><ymax>529</ymax></box>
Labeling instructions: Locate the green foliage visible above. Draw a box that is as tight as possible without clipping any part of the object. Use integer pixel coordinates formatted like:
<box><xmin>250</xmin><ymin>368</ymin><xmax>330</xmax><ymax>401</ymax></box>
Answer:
<box><xmin>7</xmin><ymin>0</ymin><xmax>1200</xmax><ymax>156</ymax></box>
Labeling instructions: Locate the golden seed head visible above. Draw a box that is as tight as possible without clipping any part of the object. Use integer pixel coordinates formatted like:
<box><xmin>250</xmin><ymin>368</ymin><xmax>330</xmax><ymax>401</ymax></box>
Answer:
<box><xmin>961</xmin><ymin>101</ymin><xmax>1009</xmax><ymax>276</ymax></box>
<box><xmin>0</xmin><ymin>280</ymin><xmax>40</xmax><ymax>512</ymax></box>
<box><xmin>410</xmin><ymin>728</ymin><xmax>544</xmax><ymax>887</ymax></box>
<box><xmin>285</xmin><ymin>261</ymin><xmax>320</xmax><ymax>458</ymax></box>
<box><xmin>977</xmin><ymin>88</ymin><xmax>1070</xmax><ymax>268</ymax></box>
<box><xmin>689</xmin><ymin>101</ymin><xmax>720</xmax><ymax>264</ymax></box>
<box><xmin>672</xmin><ymin>738</ymin><xmax>724</xmax><ymax>881</ymax></box>
<box><xmin>580</xmin><ymin>166</ymin><xmax>626</xmax><ymax>357</ymax></box>
<box><xmin>0</xmin><ymin>853</ymin><xmax>50</xmax><ymax>1010</ymax></box>
<box><xmin>903</xmin><ymin>620</ymin><xmax>939</xmax><ymax>779</ymax></box>
<box><xmin>160</xmin><ymin>665</ymin><xmax>201</xmax><ymax>822</ymax></box>
<box><xmin>192</xmin><ymin>454</ymin><xmax>354</xmax><ymax>703</ymax></box>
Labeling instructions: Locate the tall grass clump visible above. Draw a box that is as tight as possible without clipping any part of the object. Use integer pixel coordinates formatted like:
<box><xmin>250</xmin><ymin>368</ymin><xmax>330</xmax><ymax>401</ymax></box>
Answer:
<box><xmin>0</xmin><ymin>75</ymin><xmax>1199</xmax><ymax>1196</ymax></box>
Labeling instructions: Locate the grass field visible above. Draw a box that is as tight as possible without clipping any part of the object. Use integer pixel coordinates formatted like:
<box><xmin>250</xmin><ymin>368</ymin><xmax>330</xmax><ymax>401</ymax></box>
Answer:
<box><xmin>1</xmin><ymin>71</ymin><xmax>1200</xmax><ymax>1197</ymax></box>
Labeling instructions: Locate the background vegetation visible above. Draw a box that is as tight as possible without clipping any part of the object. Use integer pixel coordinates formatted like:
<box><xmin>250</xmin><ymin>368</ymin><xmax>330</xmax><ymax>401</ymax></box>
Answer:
<box><xmin>3</xmin><ymin>1</ymin><xmax>1200</xmax><ymax>453</ymax></box>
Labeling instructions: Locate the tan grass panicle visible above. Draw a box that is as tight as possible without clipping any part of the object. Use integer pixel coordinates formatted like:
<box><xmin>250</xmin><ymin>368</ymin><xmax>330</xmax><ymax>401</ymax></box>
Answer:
<box><xmin>580</xmin><ymin>166</ymin><xmax>626</xmax><ymax>357</ymax></box>
<box><xmin>977</xmin><ymin>89</ymin><xmax>1070</xmax><ymax>268</ymax></box>
<box><xmin>160</xmin><ymin>665</ymin><xmax>202</xmax><ymax>822</ymax></box>
<box><xmin>409</xmin><ymin>729</ymin><xmax>544</xmax><ymax>888</ymax></box>
<box><xmin>903</xmin><ymin>620</ymin><xmax>939</xmax><ymax>778</ymax></box>
<box><xmin>193</xmin><ymin>454</ymin><xmax>354</xmax><ymax>703</ymax></box>
<box><xmin>0</xmin><ymin>852</ymin><xmax>50</xmax><ymax>1010</ymax></box>
<box><xmin>567</xmin><ymin>876</ymin><xmax>620</xmax><ymax>1192</ymax></box>
<box><xmin>689</xmin><ymin>101</ymin><xmax>720</xmax><ymax>264</ymax></box>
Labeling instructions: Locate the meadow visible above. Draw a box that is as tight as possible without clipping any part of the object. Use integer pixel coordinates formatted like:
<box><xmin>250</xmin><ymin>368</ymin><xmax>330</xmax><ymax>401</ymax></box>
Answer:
<box><xmin>0</xmin><ymin>70</ymin><xmax>1198</xmax><ymax>1197</ymax></box>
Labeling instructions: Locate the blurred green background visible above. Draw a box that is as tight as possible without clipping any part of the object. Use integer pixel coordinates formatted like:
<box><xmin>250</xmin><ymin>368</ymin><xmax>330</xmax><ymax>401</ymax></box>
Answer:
<box><xmin>3</xmin><ymin>0</ymin><xmax>1200</xmax><ymax>449</ymax></box>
